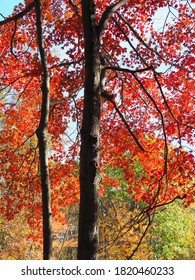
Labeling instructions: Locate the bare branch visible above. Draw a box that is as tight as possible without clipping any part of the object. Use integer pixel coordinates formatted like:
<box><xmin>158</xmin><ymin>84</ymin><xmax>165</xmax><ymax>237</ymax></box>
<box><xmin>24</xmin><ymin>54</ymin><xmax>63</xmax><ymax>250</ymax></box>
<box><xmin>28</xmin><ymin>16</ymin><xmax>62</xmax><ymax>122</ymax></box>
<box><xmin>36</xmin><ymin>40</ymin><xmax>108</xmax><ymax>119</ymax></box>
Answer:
<box><xmin>127</xmin><ymin>212</ymin><xmax>152</xmax><ymax>260</ymax></box>
<box><xmin>50</xmin><ymin>57</ymin><xmax>84</xmax><ymax>69</ymax></box>
<box><xmin>98</xmin><ymin>0</ymin><xmax>128</xmax><ymax>40</ymax></box>
<box><xmin>116</xmin><ymin>12</ymin><xmax>188</xmax><ymax>71</ymax></box>
<box><xmin>114</xmin><ymin>102</ymin><xmax>145</xmax><ymax>151</ymax></box>
<box><xmin>68</xmin><ymin>0</ymin><xmax>82</xmax><ymax>20</ymax></box>
<box><xmin>0</xmin><ymin>1</ymin><xmax>35</xmax><ymax>26</ymax></box>
<box><xmin>147</xmin><ymin>194</ymin><xmax>187</xmax><ymax>213</ymax></box>
<box><xmin>152</xmin><ymin>69</ymin><xmax>195</xmax><ymax>131</ymax></box>
<box><xmin>103</xmin><ymin>65</ymin><xmax>153</xmax><ymax>75</ymax></box>
<box><xmin>50</xmin><ymin>98</ymin><xmax>69</xmax><ymax>106</ymax></box>
<box><xmin>132</xmin><ymin>73</ymin><xmax>168</xmax><ymax>171</ymax></box>
<box><xmin>10</xmin><ymin>19</ymin><xmax>18</xmax><ymax>57</ymax></box>
<box><xmin>105</xmin><ymin>96</ymin><xmax>145</xmax><ymax>151</ymax></box>
<box><xmin>8</xmin><ymin>132</ymin><xmax>37</xmax><ymax>158</ymax></box>
<box><xmin>112</xmin><ymin>17</ymin><xmax>148</xmax><ymax>66</ymax></box>
<box><xmin>99</xmin><ymin>207</ymin><xmax>148</xmax><ymax>256</ymax></box>
<box><xmin>0</xmin><ymin>13</ymin><xmax>5</xmax><ymax>20</ymax></box>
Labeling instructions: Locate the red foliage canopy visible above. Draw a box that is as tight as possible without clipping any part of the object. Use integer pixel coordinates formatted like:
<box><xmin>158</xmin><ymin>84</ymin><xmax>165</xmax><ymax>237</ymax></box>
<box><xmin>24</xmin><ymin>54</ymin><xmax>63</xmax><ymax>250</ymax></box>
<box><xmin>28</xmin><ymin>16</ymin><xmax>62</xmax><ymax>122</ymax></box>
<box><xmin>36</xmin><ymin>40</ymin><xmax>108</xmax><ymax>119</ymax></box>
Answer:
<box><xmin>0</xmin><ymin>0</ymin><xmax>195</xmax><ymax>229</ymax></box>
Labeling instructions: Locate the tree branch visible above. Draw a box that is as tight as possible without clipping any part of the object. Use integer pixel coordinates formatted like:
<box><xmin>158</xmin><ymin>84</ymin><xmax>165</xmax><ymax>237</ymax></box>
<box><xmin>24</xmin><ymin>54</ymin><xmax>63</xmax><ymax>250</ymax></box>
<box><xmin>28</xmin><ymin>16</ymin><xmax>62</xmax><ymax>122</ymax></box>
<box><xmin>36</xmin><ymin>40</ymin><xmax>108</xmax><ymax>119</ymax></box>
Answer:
<box><xmin>103</xmin><ymin>65</ymin><xmax>153</xmax><ymax>75</ymax></box>
<box><xmin>10</xmin><ymin>19</ymin><xmax>18</xmax><ymax>57</ymax></box>
<box><xmin>132</xmin><ymin>73</ymin><xmax>169</xmax><ymax>171</ymax></box>
<box><xmin>112</xmin><ymin>16</ymin><xmax>148</xmax><ymax>66</ymax></box>
<box><xmin>105</xmin><ymin>96</ymin><xmax>145</xmax><ymax>151</ymax></box>
<box><xmin>50</xmin><ymin>56</ymin><xmax>84</xmax><ymax>69</ymax></box>
<box><xmin>50</xmin><ymin>97</ymin><xmax>69</xmax><ymax>106</ymax></box>
<box><xmin>146</xmin><ymin>194</ymin><xmax>187</xmax><ymax>213</ymax></box>
<box><xmin>127</xmin><ymin>212</ymin><xmax>152</xmax><ymax>260</ymax></box>
<box><xmin>68</xmin><ymin>0</ymin><xmax>82</xmax><ymax>20</ymax></box>
<box><xmin>0</xmin><ymin>1</ymin><xmax>35</xmax><ymax>25</ymax></box>
<box><xmin>98</xmin><ymin>0</ymin><xmax>128</xmax><ymax>40</ymax></box>
<box><xmin>116</xmin><ymin>12</ymin><xmax>188</xmax><ymax>71</ymax></box>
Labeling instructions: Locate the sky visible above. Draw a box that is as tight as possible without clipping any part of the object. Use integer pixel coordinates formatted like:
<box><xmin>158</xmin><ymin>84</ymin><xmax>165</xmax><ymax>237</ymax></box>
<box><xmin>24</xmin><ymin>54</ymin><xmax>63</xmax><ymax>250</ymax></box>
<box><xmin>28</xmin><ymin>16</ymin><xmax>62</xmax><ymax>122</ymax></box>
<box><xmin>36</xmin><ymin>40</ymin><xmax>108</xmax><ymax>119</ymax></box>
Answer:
<box><xmin>0</xmin><ymin>0</ymin><xmax>175</xmax><ymax>26</ymax></box>
<box><xmin>0</xmin><ymin>0</ymin><xmax>23</xmax><ymax>17</ymax></box>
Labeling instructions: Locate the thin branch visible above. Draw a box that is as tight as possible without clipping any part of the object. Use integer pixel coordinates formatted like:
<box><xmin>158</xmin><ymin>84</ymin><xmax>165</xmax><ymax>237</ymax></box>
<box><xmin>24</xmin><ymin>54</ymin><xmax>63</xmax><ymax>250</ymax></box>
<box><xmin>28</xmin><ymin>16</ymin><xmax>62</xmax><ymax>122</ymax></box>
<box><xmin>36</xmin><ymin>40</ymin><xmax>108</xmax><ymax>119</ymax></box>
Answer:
<box><xmin>0</xmin><ymin>13</ymin><xmax>5</xmax><ymax>19</ymax></box>
<box><xmin>1</xmin><ymin>76</ymin><xmax>24</xmax><ymax>91</ymax></box>
<box><xmin>0</xmin><ymin>1</ymin><xmax>35</xmax><ymax>25</ymax></box>
<box><xmin>148</xmin><ymin>194</ymin><xmax>187</xmax><ymax>212</ymax></box>
<box><xmin>2</xmin><ymin>79</ymin><xmax>34</xmax><ymax>135</ymax></box>
<box><xmin>98</xmin><ymin>0</ymin><xmax>128</xmax><ymax>40</ymax></box>
<box><xmin>71</xmin><ymin>95</ymin><xmax>82</xmax><ymax>132</ymax></box>
<box><xmin>116</xmin><ymin>12</ymin><xmax>188</xmax><ymax>71</ymax></box>
<box><xmin>68</xmin><ymin>0</ymin><xmax>82</xmax><ymax>20</ymax></box>
<box><xmin>100</xmin><ymin>209</ymin><xmax>147</xmax><ymax>254</ymax></box>
<box><xmin>132</xmin><ymin>73</ymin><xmax>168</xmax><ymax>174</ymax></box>
<box><xmin>104</xmin><ymin>65</ymin><xmax>153</xmax><ymax>75</ymax></box>
<box><xmin>100</xmin><ymin>65</ymin><xmax>155</xmax><ymax>151</ymax></box>
<box><xmin>50</xmin><ymin>97</ymin><xmax>69</xmax><ymax>106</ymax></box>
<box><xmin>50</xmin><ymin>56</ymin><xmax>84</xmax><ymax>69</ymax></box>
<box><xmin>8</xmin><ymin>146</ymin><xmax>38</xmax><ymax>189</ymax></box>
<box><xmin>106</xmin><ymin>97</ymin><xmax>145</xmax><ymax>151</ymax></box>
<box><xmin>127</xmin><ymin>212</ymin><xmax>152</xmax><ymax>260</ymax></box>
<box><xmin>112</xmin><ymin>17</ymin><xmax>148</xmax><ymax>66</ymax></box>
<box><xmin>10</xmin><ymin>20</ymin><xmax>18</xmax><ymax>57</ymax></box>
<box><xmin>8</xmin><ymin>132</ymin><xmax>36</xmax><ymax>158</ymax></box>
<box><xmin>152</xmin><ymin>69</ymin><xmax>195</xmax><ymax>130</ymax></box>
<box><xmin>152</xmin><ymin>69</ymin><xmax>182</xmax><ymax>146</ymax></box>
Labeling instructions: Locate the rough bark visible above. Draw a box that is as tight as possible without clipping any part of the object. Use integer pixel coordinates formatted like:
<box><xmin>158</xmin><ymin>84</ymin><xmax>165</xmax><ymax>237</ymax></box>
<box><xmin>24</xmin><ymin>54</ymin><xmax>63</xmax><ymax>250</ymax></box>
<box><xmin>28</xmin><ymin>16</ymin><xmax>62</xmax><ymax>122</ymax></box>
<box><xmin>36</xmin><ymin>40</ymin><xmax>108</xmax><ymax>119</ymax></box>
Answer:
<box><xmin>77</xmin><ymin>0</ymin><xmax>102</xmax><ymax>259</ymax></box>
<box><xmin>35</xmin><ymin>0</ymin><xmax>52</xmax><ymax>260</ymax></box>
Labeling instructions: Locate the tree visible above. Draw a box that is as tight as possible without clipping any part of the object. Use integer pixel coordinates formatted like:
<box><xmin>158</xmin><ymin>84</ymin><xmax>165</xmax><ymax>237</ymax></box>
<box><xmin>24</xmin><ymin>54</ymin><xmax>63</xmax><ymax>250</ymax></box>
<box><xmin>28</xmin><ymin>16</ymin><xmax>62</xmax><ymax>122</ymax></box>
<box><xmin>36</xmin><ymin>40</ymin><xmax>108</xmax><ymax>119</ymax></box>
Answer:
<box><xmin>0</xmin><ymin>0</ymin><xmax>195</xmax><ymax>260</ymax></box>
<box><xmin>0</xmin><ymin>213</ymin><xmax>32</xmax><ymax>259</ymax></box>
<box><xmin>34</xmin><ymin>0</ymin><xmax>52</xmax><ymax>260</ymax></box>
<box><xmin>149</xmin><ymin>201</ymin><xmax>195</xmax><ymax>260</ymax></box>
<box><xmin>99</xmin><ymin>169</ymin><xmax>153</xmax><ymax>260</ymax></box>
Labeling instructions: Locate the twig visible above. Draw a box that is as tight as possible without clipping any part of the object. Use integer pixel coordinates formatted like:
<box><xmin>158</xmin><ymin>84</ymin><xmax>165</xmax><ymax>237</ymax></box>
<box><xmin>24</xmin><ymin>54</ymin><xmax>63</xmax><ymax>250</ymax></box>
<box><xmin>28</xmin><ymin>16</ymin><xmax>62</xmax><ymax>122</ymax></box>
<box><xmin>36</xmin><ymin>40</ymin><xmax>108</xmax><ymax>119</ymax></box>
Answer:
<box><xmin>98</xmin><ymin>0</ymin><xmax>128</xmax><ymax>40</ymax></box>
<box><xmin>127</xmin><ymin>212</ymin><xmax>152</xmax><ymax>260</ymax></box>
<box><xmin>10</xmin><ymin>20</ymin><xmax>18</xmax><ymax>57</ymax></box>
<box><xmin>112</xmin><ymin>17</ymin><xmax>148</xmax><ymax>66</ymax></box>
<box><xmin>116</xmin><ymin>12</ymin><xmax>188</xmax><ymax>71</ymax></box>
<box><xmin>50</xmin><ymin>57</ymin><xmax>84</xmax><ymax>69</ymax></box>
<box><xmin>111</xmin><ymin>99</ymin><xmax>145</xmax><ymax>151</ymax></box>
<box><xmin>0</xmin><ymin>1</ymin><xmax>35</xmax><ymax>25</ymax></box>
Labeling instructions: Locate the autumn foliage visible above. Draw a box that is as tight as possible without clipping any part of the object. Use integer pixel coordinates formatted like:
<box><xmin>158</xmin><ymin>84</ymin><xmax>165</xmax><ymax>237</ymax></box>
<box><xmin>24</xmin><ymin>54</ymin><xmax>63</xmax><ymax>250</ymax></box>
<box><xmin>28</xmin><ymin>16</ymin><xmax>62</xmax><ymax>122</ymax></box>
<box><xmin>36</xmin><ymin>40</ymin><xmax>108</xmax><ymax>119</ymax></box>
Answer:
<box><xmin>0</xmin><ymin>0</ymin><xmax>195</xmax><ymax>259</ymax></box>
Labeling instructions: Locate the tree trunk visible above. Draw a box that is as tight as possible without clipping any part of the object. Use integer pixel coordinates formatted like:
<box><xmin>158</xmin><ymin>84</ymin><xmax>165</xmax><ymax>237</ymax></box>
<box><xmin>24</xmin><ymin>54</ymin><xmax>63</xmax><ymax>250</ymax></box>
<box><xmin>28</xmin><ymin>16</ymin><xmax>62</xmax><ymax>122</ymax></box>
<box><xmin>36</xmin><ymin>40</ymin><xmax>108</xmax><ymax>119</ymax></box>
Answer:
<box><xmin>35</xmin><ymin>0</ymin><xmax>52</xmax><ymax>260</ymax></box>
<box><xmin>77</xmin><ymin>0</ymin><xmax>102</xmax><ymax>259</ymax></box>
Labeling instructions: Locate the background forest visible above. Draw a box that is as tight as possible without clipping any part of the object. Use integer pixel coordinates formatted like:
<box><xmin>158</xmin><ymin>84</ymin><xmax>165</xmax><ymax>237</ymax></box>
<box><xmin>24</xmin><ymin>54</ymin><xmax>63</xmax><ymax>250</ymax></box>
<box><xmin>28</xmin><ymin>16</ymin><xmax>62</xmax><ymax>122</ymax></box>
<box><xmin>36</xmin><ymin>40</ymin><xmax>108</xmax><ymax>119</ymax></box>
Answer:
<box><xmin>0</xmin><ymin>0</ymin><xmax>195</xmax><ymax>260</ymax></box>
<box><xmin>1</xmin><ymin>192</ymin><xmax>195</xmax><ymax>259</ymax></box>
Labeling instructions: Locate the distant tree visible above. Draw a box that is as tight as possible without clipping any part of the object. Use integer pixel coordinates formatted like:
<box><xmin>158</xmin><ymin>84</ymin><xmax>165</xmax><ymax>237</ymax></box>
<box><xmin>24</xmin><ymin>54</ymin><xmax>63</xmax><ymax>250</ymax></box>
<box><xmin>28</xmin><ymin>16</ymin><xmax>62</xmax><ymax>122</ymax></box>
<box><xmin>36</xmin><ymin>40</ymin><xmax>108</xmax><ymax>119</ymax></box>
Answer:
<box><xmin>150</xmin><ymin>201</ymin><xmax>195</xmax><ymax>260</ymax></box>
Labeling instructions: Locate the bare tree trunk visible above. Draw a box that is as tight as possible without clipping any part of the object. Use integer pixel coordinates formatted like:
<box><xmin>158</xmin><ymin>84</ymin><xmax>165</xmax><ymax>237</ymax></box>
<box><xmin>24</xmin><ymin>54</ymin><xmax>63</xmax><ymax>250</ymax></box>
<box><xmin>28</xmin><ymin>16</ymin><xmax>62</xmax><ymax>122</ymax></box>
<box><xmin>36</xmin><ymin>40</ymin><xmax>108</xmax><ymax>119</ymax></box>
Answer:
<box><xmin>35</xmin><ymin>0</ymin><xmax>52</xmax><ymax>260</ymax></box>
<box><xmin>77</xmin><ymin>0</ymin><xmax>102</xmax><ymax>259</ymax></box>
